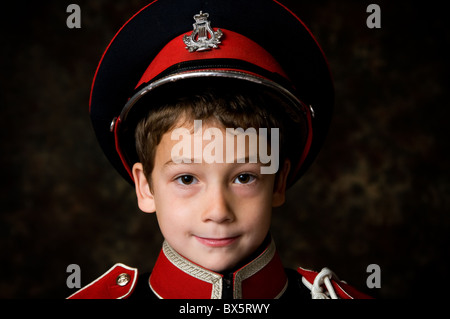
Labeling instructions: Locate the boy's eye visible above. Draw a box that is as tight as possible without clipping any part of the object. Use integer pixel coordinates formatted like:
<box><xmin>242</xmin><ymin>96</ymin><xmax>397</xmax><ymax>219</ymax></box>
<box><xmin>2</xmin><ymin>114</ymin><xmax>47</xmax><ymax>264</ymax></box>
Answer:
<box><xmin>234</xmin><ymin>174</ymin><xmax>256</xmax><ymax>184</ymax></box>
<box><xmin>175</xmin><ymin>175</ymin><xmax>197</xmax><ymax>185</ymax></box>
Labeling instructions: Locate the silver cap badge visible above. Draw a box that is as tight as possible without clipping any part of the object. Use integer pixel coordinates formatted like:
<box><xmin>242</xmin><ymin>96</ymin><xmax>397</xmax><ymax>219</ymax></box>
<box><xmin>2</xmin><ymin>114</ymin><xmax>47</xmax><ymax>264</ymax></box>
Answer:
<box><xmin>183</xmin><ymin>11</ymin><xmax>223</xmax><ymax>52</ymax></box>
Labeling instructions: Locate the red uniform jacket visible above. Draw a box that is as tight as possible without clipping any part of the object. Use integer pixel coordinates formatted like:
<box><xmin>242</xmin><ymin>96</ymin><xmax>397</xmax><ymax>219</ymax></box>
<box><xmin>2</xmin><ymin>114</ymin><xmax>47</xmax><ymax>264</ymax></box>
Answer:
<box><xmin>68</xmin><ymin>239</ymin><xmax>372</xmax><ymax>300</ymax></box>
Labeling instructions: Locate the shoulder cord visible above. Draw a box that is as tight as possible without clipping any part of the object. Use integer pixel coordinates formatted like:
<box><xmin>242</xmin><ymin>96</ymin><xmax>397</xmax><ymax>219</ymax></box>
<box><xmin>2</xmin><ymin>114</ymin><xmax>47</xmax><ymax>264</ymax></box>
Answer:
<box><xmin>301</xmin><ymin>267</ymin><xmax>340</xmax><ymax>299</ymax></box>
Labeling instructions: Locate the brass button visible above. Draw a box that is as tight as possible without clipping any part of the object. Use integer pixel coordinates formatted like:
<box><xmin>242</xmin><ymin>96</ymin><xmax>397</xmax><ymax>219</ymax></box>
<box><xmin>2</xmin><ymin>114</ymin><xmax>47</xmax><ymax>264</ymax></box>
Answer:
<box><xmin>116</xmin><ymin>273</ymin><xmax>131</xmax><ymax>286</ymax></box>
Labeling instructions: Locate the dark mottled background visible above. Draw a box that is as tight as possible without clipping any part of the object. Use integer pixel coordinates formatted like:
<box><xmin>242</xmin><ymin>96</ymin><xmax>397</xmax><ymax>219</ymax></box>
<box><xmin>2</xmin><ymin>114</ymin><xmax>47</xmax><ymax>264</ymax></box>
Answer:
<box><xmin>1</xmin><ymin>0</ymin><xmax>448</xmax><ymax>299</ymax></box>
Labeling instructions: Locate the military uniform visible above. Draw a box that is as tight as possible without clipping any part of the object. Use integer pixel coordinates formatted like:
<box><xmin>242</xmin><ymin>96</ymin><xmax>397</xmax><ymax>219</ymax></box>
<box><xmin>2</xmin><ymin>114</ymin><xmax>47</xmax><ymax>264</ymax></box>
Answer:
<box><xmin>73</xmin><ymin>0</ymin><xmax>372</xmax><ymax>300</ymax></box>
<box><xmin>68</xmin><ymin>238</ymin><xmax>371</xmax><ymax>299</ymax></box>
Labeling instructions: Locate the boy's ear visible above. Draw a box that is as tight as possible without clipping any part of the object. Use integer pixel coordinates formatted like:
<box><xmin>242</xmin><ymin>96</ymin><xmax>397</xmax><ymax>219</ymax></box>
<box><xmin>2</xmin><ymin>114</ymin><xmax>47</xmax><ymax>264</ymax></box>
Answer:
<box><xmin>132</xmin><ymin>163</ymin><xmax>156</xmax><ymax>213</ymax></box>
<box><xmin>272</xmin><ymin>159</ymin><xmax>291</xmax><ymax>207</ymax></box>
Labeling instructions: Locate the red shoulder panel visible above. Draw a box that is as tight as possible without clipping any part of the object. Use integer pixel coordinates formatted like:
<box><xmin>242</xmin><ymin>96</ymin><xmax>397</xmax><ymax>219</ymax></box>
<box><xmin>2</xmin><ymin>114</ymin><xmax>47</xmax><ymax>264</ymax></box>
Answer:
<box><xmin>67</xmin><ymin>263</ymin><xmax>138</xmax><ymax>299</ymax></box>
<box><xmin>297</xmin><ymin>267</ymin><xmax>373</xmax><ymax>299</ymax></box>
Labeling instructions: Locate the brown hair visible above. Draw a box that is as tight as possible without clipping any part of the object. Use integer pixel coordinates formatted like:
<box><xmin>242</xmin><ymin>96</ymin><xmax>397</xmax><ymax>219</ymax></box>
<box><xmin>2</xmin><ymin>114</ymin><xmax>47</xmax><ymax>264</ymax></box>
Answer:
<box><xmin>134</xmin><ymin>80</ymin><xmax>306</xmax><ymax>183</ymax></box>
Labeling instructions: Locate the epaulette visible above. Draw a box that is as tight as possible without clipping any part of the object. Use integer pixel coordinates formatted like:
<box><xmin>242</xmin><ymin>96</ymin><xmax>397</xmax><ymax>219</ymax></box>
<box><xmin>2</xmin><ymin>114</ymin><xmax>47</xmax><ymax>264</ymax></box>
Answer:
<box><xmin>67</xmin><ymin>263</ymin><xmax>372</xmax><ymax>299</ymax></box>
<box><xmin>67</xmin><ymin>263</ymin><xmax>138</xmax><ymax>299</ymax></box>
<box><xmin>297</xmin><ymin>267</ymin><xmax>373</xmax><ymax>299</ymax></box>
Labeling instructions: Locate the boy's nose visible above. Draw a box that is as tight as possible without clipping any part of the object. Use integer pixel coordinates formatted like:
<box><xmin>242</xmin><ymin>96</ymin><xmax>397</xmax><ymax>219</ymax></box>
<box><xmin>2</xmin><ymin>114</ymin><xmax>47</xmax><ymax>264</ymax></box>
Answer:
<box><xmin>201</xmin><ymin>185</ymin><xmax>235</xmax><ymax>224</ymax></box>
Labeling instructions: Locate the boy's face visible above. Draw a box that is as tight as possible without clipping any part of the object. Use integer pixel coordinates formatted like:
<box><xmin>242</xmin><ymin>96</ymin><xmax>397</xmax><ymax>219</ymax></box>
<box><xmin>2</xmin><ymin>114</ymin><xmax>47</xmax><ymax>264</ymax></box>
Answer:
<box><xmin>132</xmin><ymin>119</ymin><xmax>290</xmax><ymax>273</ymax></box>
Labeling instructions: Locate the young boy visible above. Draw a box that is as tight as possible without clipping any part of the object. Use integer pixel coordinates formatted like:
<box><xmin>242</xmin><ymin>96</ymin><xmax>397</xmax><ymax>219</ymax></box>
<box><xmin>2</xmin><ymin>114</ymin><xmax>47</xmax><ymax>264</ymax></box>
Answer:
<box><xmin>69</xmin><ymin>0</ymin><xmax>371</xmax><ymax>299</ymax></box>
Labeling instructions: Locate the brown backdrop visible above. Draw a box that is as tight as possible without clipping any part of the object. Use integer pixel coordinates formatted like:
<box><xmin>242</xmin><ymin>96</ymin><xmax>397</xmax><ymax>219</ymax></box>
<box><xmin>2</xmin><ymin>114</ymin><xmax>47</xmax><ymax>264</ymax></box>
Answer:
<box><xmin>1</xmin><ymin>0</ymin><xmax>448</xmax><ymax>299</ymax></box>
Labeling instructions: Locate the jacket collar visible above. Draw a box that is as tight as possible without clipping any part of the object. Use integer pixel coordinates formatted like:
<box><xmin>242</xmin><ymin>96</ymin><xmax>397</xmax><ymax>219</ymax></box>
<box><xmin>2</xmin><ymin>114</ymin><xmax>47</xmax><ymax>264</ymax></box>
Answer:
<box><xmin>149</xmin><ymin>238</ymin><xmax>288</xmax><ymax>299</ymax></box>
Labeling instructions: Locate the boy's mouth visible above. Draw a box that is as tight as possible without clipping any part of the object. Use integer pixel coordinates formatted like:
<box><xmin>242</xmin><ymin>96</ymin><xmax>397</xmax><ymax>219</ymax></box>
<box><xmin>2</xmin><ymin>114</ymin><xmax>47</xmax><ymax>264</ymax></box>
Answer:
<box><xmin>194</xmin><ymin>236</ymin><xmax>240</xmax><ymax>248</ymax></box>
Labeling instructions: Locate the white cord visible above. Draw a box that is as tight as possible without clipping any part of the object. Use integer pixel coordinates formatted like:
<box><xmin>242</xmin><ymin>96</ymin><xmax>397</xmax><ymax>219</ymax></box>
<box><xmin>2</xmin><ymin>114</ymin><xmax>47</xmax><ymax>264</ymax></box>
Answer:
<box><xmin>310</xmin><ymin>267</ymin><xmax>340</xmax><ymax>299</ymax></box>
<box><xmin>323</xmin><ymin>276</ymin><xmax>338</xmax><ymax>299</ymax></box>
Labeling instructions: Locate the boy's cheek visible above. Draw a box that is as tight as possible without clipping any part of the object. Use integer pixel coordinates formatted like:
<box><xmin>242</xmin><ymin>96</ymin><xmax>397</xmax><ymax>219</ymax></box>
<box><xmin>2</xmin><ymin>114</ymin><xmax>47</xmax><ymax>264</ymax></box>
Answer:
<box><xmin>160</xmin><ymin>182</ymin><xmax>202</xmax><ymax>201</ymax></box>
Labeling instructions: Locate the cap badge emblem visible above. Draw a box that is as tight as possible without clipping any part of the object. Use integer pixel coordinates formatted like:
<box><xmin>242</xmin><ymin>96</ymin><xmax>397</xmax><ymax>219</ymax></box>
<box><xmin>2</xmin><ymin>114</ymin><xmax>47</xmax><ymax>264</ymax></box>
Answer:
<box><xmin>183</xmin><ymin>11</ymin><xmax>223</xmax><ymax>52</ymax></box>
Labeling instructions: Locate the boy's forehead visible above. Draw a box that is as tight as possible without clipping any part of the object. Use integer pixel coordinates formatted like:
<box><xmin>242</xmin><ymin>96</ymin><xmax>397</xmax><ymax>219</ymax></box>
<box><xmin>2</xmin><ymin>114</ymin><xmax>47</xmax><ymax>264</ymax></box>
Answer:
<box><xmin>159</xmin><ymin>126</ymin><xmax>260</xmax><ymax>160</ymax></box>
<box><xmin>159</xmin><ymin>119</ymin><xmax>279</xmax><ymax>174</ymax></box>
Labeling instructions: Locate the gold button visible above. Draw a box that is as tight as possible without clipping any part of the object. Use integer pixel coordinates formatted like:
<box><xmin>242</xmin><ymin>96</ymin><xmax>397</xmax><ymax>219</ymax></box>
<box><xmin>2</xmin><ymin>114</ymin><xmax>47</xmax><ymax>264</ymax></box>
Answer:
<box><xmin>116</xmin><ymin>273</ymin><xmax>131</xmax><ymax>286</ymax></box>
